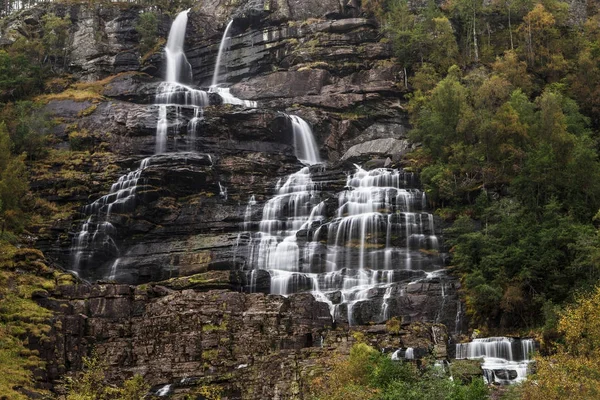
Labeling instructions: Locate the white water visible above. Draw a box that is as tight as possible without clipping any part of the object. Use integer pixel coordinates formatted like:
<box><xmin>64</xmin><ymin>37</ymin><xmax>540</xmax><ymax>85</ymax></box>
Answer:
<box><xmin>391</xmin><ymin>347</ymin><xmax>414</xmax><ymax>361</ymax></box>
<box><xmin>239</xmin><ymin>120</ymin><xmax>442</xmax><ymax>323</ymax></box>
<box><xmin>70</xmin><ymin>159</ymin><xmax>152</xmax><ymax>273</ymax></box>
<box><xmin>456</xmin><ymin>337</ymin><xmax>535</xmax><ymax>384</ymax></box>
<box><xmin>155</xmin><ymin>10</ymin><xmax>210</xmax><ymax>154</ymax></box>
<box><xmin>156</xmin><ymin>384</ymin><xmax>172</xmax><ymax>396</ymax></box>
<box><xmin>71</xmin><ymin>10</ymin><xmax>207</xmax><ymax>277</ymax></box>
<box><xmin>209</xmin><ymin>20</ymin><xmax>258</xmax><ymax>108</ymax></box>
<box><xmin>69</xmin><ymin>10</ymin><xmax>260</xmax><ymax>280</ymax></box>
<box><xmin>165</xmin><ymin>10</ymin><xmax>192</xmax><ymax>83</ymax></box>
<box><xmin>290</xmin><ymin>115</ymin><xmax>321</xmax><ymax>165</ymax></box>
<box><xmin>211</xmin><ymin>20</ymin><xmax>234</xmax><ymax>88</ymax></box>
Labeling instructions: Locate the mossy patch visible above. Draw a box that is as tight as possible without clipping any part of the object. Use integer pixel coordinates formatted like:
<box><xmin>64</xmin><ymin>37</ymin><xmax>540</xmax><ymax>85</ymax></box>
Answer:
<box><xmin>0</xmin><ymin>241</ymin><xmax>55</xmax><ymax>399</ymax></box>
<box><xmin>35</xmin><ymin>88</ymin><xmax>104</xmax><ymax>103</ymax></box>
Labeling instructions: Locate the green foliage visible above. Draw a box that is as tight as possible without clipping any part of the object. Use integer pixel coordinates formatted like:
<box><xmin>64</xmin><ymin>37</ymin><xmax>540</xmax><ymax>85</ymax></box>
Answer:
<box><xmin>65</xmin><ymin>355</ymin><xmax>149</xmax><ymax>400</ymax></box>
<box><xmin>449</xmin><ymin>360</ymin><xmax>485</xmax><ymax>384</ymax></box>
<box><xmin>310</xmin><ymin>343</ymin><xmax>488</xmax><ymax>400</ymax></box>
<box><xmin>41</xmin><ymin>12</ymin><xmax>71</xmax><ymax>68</ymax></box>
<box><xmin>0</xmin><ymin>50</ymin><xmax>44</xmax><ymax>100</ymax></box>
<box><xmin>0</xmin><ymin>123</ymin><xmax>29</xmax><ymax>233</ymax></box>
<box><xmin>408</xmin><ymin>51</ymin><xmax>600</xmax><ymax>330</ymax></box>
<box><xmin>186</xmin><ymin>384</ymin><xmax>223</xmax><ymax>400</ymax></box>
<box><xmin>385</xmin><ymin>0</ymin><xmax>458</xmax><ymax>74</ymax></box>
<box><xmin>0</xmin><ymin>242</ymin><xmax>55</xmax><ymax>399</ymax></box>
<box><xmin>2</xmin><ymin>101</ymin><xmax>52</xmax><ymax>160</ymax></box>
<box><xmin>136</xmin><ymin>11</ymin><xmax>159</xmax><ymax>56</ymax></box>
<box><xmin>519</xmin><ymin>285</ymin><xmax>600</xmax><ymax>399</ymax></box>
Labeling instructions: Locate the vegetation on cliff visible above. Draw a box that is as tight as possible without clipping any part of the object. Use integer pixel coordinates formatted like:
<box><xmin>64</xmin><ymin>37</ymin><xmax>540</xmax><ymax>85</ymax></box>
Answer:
<box><xmin>374</xmin><ymin>0</ymin><xmax>600</xmax><ymax>335</ymax></box>
<box><xmin>310</xmin><ymin>342</ymin><xmax>488</xmax><ymax>400</ymax></box>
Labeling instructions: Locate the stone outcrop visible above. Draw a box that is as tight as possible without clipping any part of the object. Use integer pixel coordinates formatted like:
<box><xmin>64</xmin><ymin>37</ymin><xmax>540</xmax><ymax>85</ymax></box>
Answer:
<box><xmin>341</xmin><ymin>138</ymin><xmax>412</xmax><ymax>162</ymax></box>
<box><xmin>36</xmin><ymin>282</ymin><xmax>449</xmax><ymax>399</ymax></box>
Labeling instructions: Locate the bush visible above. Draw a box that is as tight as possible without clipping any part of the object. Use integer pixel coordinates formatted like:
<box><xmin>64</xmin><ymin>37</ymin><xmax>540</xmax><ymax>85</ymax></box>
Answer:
<box><xmin>136</xmin><ymin>11</ymin><xmax>159</xmax><ymax>56</ymax></box>
<box><xmin>310</xmin><ymin>343</ymin><xmax>488</xmax><ymax>400</ymax></box>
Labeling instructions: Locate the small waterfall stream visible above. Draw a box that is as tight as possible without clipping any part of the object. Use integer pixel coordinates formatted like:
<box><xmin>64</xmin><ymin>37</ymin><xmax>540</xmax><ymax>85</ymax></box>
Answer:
<box><xmin>211</xmin><ymin>19</ymin><xmax>234</xmax><ymax>88</ymax></box>
<box><xmin>165</xmin><ymin>10</ymin><xmax>193</xmax><ymax>84</ymax></box>
<box><xmin>208</xmin><ymin>19</ymin><xmax>257</xmax><ymax>108</ymax></box>
<box><xmin>456</xmin><ymin>337</ymin><xmax>535</xmax><ymax>384</ymax></box>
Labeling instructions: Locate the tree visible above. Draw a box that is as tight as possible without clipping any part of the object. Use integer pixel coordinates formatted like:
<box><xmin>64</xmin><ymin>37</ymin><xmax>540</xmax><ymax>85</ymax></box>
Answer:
<box><xmin>136</xmin><ymin>11</ymin><xmax>159</xmax><ymax>56</ymax></box>
<box><xmin>492</xmin><ymin>50</ymin><xmax>533</xmax><ymax>94</ymax></box>
<box><xmin>521</xmin><ymin>285</ymin><xmax>600</xmax><ymax>399</ymax></box>
<box><xmin>445</xmin><ymin>0</ymin><xmax>484</xmax><ymax>63</ymax></box>
<box><xmin>518</xmin><ymin>3</ymin><xmax>557</xmax><ymax>68</ymax></box>
<box><xmin>41</xmin><ymin>13</ymin><xmax>70</xmax><ymax>69</ymax></box>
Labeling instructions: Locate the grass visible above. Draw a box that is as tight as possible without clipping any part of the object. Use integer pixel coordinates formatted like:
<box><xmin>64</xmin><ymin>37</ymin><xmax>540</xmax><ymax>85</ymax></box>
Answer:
<box><xmin>36</xmin><ymin>71</ymin><xmax>146</xmax><ymax>104</ymax></box>
<box><xmin>141</xmin><ymin>37</ymin><xmax>166</xmax><ymax>64</ymax></box>
<box><xmin>0</xmin><ymin>241</ymin><xmax>55</xmax><ymax>399</ymax></box>
<box><xmin>34</xmin><ymin>88</ymin><xmax>104</xmax><ymax>103</ymax></box>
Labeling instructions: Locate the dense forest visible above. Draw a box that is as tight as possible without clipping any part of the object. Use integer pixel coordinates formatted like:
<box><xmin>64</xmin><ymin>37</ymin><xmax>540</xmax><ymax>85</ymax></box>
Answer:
<box><xmin>0</xmin><ymin>0</ymin><xmax>599</xmax><ymax>398</ymax></box>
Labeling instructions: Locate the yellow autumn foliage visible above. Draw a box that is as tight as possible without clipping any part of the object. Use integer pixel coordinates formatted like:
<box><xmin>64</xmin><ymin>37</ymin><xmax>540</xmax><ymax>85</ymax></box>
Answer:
<box><xmin>521</xmin><ymin>285</ymin><xmax>600</xmax><ymax>400</ymax></box>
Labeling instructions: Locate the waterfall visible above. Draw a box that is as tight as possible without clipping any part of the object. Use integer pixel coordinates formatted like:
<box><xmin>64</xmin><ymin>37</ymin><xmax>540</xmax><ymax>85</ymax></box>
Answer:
<box><xmin>209</xmin><ymin>20</ymin><xmax>258</xmax><ymax>108</ymax></box>
<box><xmin>165</xmin><ymin>9</ymin><xmax>192</xmax><ymax>84</ymax></box>
<box><xmin>211</xmin><ymin>20</ymin><xmax>234</xmax><ymax>88</ymax></box>
<box><xmin>70</xmin><ymin>10</ymin><xmax>206</xmax><ymax>279</ymax></box>
<box><xmin>290</xmin><ymin>115</ymin><xmax>321</xmax><ymax>165</ymax></box>
<box><xmin>69</xmin><ymin>10</ymin><xmax>259</xmax><ymax>281</ymax></box>
<box><xmin>155</xmin><ymin>9</ymin><xmax>209</xmax><ymax>153</ymax></box>
<box><xmin>70</xmin><ymin>158</ymin><xmax>152</xmax><ymax>275</ymax></box>
<box><xmin>391</xmin><ymin>348</ymin><xmax>414</xmax><ymax>360</ymax></box>
<box><xmin>240</xmin><ymin>124</ymin><xmax>442</xmax><ymax>323</ymax></box>
<box><xmin>455</xmin><ymin>337</ymin><xmax>536</xmax><ymax>384</ymax></box>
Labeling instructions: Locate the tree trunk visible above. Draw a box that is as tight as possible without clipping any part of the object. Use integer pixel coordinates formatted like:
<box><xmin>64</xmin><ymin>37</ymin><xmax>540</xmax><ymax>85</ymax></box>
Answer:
<box><xmin>508</xmin><ymin>3</ymin><xmax>514</xmax><ymax>50</ymax></box>
<box><xmin>473</xmin><ymin>5</ymin><xmax>479</xmax><ymax>62</ymax></box>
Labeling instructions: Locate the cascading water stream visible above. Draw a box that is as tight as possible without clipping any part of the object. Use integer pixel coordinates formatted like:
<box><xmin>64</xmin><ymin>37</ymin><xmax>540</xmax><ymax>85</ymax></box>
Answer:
<box><xmin>290</xmin><ymin>115</ymin><xmax>321</xmax><ymax>165</ymax></box>
<box><xmin>165</xmin><ymin>9</ymin><xmax>193</xmax><ymax>84</ymax></box>
<box><xmin>70</xmin><ymin>10</ymin><xmax>211</xmax><ymax>279</ymax></box>
<box><xmin>239</xmin><ymin>116</ymin><xmax>443</xmax><ymax>324</ymax></box>
<box><xmin>155</xmin><ymin>9</ymin><xmax>210</xmax><ymax>154</ymax></box>
<box><xmin>455</xmin><ymin>337</ymin><xmax>535</xmax><ymax>384</ymax></box>
<box><xmin>211</xmin><ymin>20</ymin><xmax>234</xmax><ymax>88</ymax></box>
<box><xmin>70</xmin><ymin>157</ymin><xmax>153</xmax><ymax>275</ymax></box>
<box><xmin>209</xmin><ymin>20</ymin><xmax>257</xmax><ymax>108</ymax></box>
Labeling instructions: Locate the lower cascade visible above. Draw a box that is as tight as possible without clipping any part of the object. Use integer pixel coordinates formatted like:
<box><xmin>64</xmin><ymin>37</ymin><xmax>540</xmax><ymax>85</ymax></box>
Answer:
<box><xmin>455</xmin><ymin>337</ymin><xmax>536</xmax><ymax>384</ymax></box>
<box><xmin>237</xmin><ymin>119</ymin><xmax>444</xmax><ymax>324</ymax></box>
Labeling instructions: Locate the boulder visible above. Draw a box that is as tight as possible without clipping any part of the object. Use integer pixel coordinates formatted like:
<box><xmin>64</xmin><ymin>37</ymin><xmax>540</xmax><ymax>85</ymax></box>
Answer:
<box><xmin>341</xmin><ymin>138</ymin><xmax>412</xmax><ymax>161</ymax></box>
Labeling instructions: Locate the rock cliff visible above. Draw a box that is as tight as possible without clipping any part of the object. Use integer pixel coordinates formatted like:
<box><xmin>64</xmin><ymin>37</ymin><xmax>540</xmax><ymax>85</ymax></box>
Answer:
<box><xmin>37</xmin><ymin>282</ymin><xmax>449</xmax><ymax>399</ymax></box>
<box><xmin>2</xmin><ymin>0</ymin><xmax>466</xmax><ymax>396</ymax></box>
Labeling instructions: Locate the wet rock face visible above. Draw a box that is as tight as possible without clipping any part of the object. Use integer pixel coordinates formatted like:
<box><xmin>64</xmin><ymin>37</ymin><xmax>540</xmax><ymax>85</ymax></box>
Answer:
<box><xmin>38</xmin><ymin>283</ymin><xmax>448</xmax><ymax>399</ymax></box>
<box><xmin>33</xmin><ymin>7</ymin><xmax>413</xmax><ymax>286</ymax></box>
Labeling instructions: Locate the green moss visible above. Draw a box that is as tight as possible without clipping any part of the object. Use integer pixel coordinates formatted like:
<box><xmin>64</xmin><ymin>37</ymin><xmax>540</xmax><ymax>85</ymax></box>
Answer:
<box><xmin>0</xmin><ymin>242</ymin><xmax>55</xmax><ymax>399</ymax></box>
<box><xmin>386</xmin><ymin>317</ymin><xmax>401</xmax><ymax>334</ymax></box>
<box><xmin>351</xmin><ymin>331</ymin><xmax>366</xmax><ymax>343</ymax></box>
<box><xmin>141</xmin><ymin>37</ymin><xmax>166</xmax><ymax>64</ymax></box>
<box><xmin>202</xmin><ymin>349</ymin><xmax>219</xmax><ymax>361</ymax></box>
<box><xmin>449</xmin><ymin>360</ymin><xmax>483</xmax><ymax>384</ymax></box>
<box><xmin>189</xmin><ymin>275</ymin><xmax>208</xmax><ymax>284</ymax></box>
<box><xmin>77</xmin><ymin>103</ymin><xmax>98</xmax><ymax>117</ymax></box>
<box><xmin>35</xmin><ymin>89</ymin><xmax>104</xmax><ymax>103</ymax></box>
<box><xmin>68</xmin><ymin>129</ymin><xmax>93</xmax><ymax>151</ymax></box>
<box><xmin>202</xmin><ymin>320</ymin><xmax>228</xmax><ymax>332</ymax></box>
